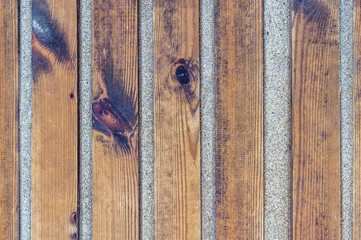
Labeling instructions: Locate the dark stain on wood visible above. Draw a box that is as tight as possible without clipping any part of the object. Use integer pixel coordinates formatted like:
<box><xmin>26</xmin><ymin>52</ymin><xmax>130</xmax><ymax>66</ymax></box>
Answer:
<box><xmin>70</xmin><ymin>212</ymin><xmax>77</xmax><ymax>225</ymax></box>
<box><xmin>170</xmin><ymin>59</ymin><xmax>199</xmax><ymax>113</ymax></box>
<box><xmin>32</xmin><ymin>0</ymin><xmax>68</xmax><ymax>59</ymax></box>
<box><xmin>92</xmin><ymin>1</ymin><xmax>138</xmax><ymax>154</ymax></box>
<box><xmin>175</xmin><ymin>66</ymin><xmax>190</xmax><ymax>85</ymax></box>
<box><xmin>92</xmin><ymin>98</ymin><xmax>133</xmax><ymax>154</ymax></box>
<box><xmin>70</xmin><ymin>232</ymin><xmax>78</xmax><ymax>239</ymax></box>
<box><xmin>32</xmin><ymin>0</ymin><xmax>69</xmax><ymax>80</ymax></box>
<box><xmin>292</xmin><ymin>0</ymin><xmax>330</xmax><ymax>31</ymax></box>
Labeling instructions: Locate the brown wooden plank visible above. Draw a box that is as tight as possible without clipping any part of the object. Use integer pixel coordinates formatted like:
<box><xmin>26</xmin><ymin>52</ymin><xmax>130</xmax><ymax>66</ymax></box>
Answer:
<box><xmin>31</xmin><ymin>0</ymin><xmax>78</xmax><ymax>238</ymax></box>
<box><xmin>215</xmin><ymin>0</ymin><xmax>264</xmax><ymax>239</ymax></box>
<box><xmin>354</xmin><ymin>0</ymin><xmax>361</xmax><ymax>238</ymax></box>
<box><xmin>291</xmin><ymin>0</ymin><xmax>340</xmax><ymax>239</ymax></box>
<box><xmin>92</xmin><ymin>0</ymin><xmax>139</xmax><ymax>238</ymax></box>
<box><xmin>0</xmin><ymin>1</ymin><xmax>19</xmax><ymax>239</ymax></box>
<box><xmin>154</xmin><ymin>0</ymin><xmax>201</xmax><ymax>239</ymax></box>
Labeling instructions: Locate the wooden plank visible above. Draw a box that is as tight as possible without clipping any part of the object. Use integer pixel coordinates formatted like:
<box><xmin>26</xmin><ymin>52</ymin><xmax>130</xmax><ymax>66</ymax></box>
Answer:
<box><xmin>215</xmin><ymin>0</ymin><xmax>263</xmax><ymax>239</ymax></box>
<box><xmin>0</xmin><ymin>1</ymin><xmax>19</xmax><ymax>239</ymax></box>
<box><xmin>92</xmin><ymin>0</ymin><xmax>139</xmax><ymax>238</ymax></box>
<box><xmin>154</xmin><ymin>0</ymin><xmax>201</xmax><ymax>239</ymax></box>
<box><xmin>291</xmin><ymin>0</ymin><xmax>340</xmax><ymax>239</ymax></box>
<box><xmin>31</xmin><ymin>0</ymin><xmax>78</xmax><ymax>238</ymax></box>
<box><xmin>354</xmin><ymin>0</ymin><xmax>361</xmax><ymax>237</ymax></box>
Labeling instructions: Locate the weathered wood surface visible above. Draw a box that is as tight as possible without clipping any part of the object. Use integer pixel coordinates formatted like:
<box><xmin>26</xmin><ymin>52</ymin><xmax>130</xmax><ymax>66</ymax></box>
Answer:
<box><xmin>215</xmin><ymin>0</ymin><xmax>264</xmax><ymax>239</ymax></box>
<box><xmin>31</xmin><ymin>0</ymin><xmax>78</xmax><ymax>238</ymax></box>
<box><xmin>92</xmin><ymin>0</ymin><xmax>139</xmax><ymax>239</ymax></box>
<box><xmin>0</xmin><ymin>1</ymin><xmax>19</xmax><ymax>239</ymax></box>
<box><xmin>291</xmin><ymin>0</ymin><xmax>340</xmax><ymax>239</ymax></box>
<box><xmin>154</xmin><ymin>0</ymin><xmax>201</xmax><ymax>239</ymax></box>
<box><xmin>354</xmin><ymin>0</ymin><xmax>361</xmax><ymax>237</ymax></box>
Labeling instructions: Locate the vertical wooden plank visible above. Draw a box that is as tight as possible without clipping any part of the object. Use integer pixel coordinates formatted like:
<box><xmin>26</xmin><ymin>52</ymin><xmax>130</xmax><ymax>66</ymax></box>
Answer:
<box><xmin>0</xmin><ymin>1</ymin><xmax>19</xmax><ymax>239</ymax></box>
<box><xmin>291</xmin><ymin>0</ymin><xmax>340</xmax><ymax>239</ymax></box>
<box><xmin>31</xmin><ymin>0</ymin><xmax>78</xmax><ymax>238</ymax></box>
<box><xmin>154</xmin><ymin>0</ymin><xmax>201</xmax><ymax>239</ymax></box>
<box><xmin>215</xmin><ymin>0</ymin><xmax>264</xmax><ymax>239</ymax></box>
<box><xmin>354</xmin><ymin>0</ymin><xmax>361</xmax><ymax>237</ymax></box>
<box><xmin>92</xmin><ymin>0</ymin><xmax>139</xmax><ymax>239</ymax></box>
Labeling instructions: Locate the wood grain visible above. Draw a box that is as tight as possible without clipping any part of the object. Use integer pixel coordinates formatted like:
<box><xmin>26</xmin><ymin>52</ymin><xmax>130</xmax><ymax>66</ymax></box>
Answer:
<box><xmin>31</xmin><ymin>0</ymin><xmax>78</xmax><ymax>238</ymax></box>
<box><xmin>215</xmin><ymin>0</ymin><xmax>264</xmax><ymax>239</ymax></box>
<box><xmin>291</xmin><ymin>0</ymin><xmax>340</xmax><ymax>239</ymax></box>
<box><xmin>154</xmin><ymin>0</ymin><xmax>201</xmax><ymax>239</ymax></box>
<box><xmin>354</xmin><ymin>0</ymin><xmax>361</xmax><ymax>237</ymax></box>
<box><xmin>92</xmin><ymin>0</ymin><xmax>139</xmax><ymax>239</ymax></box>
<box><xmin>0</xmin><ymin>1</ymin><xmax>19</xmax><ymax>239</ymax></box>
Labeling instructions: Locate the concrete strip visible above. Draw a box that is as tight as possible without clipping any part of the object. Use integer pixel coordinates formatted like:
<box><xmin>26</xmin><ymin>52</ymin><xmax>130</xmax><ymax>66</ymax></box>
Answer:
<box><xmin>200</xmin><ymin>0</ymin><xmax>216</xmax><ymax>239</ymax></box>
<box><xmin>139</xmin><ymin>0</ymin><xmax>155</xmax><ymax>239</ymax></box>
<box><xmin>78</xmin><ymin>0</ymin><xmax>93</xmax><ymax>239</ymax></box>
<box><xmin>19</xmin><ymin>0</ymin><xmax>32</xmax><ymax>239</ymax></box>
<box><xmin>340</xmin><ymin>0</ymin><xmax>354</xmax><ymax>238</ymax></box>
<box><xmin>264</xmin><ymin>0</ymin><xmax>292</xmax><ymax>239</ymax></box>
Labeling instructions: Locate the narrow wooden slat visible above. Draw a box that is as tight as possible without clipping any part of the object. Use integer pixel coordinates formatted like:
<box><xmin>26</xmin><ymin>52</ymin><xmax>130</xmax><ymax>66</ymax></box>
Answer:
<box><xmin>291</xmin><ymin>0</ymin><xmax>340</xmax><ymax>239</ymax></box>
<box><xmin>0</xmin><ymin>1</ymin><xmax>19</xmax><ymax>239</ymax></box>
<box><xmin>215</xmin><ymin>0</ymin><xmax>263</xmax><ymax>239</ymax></box>
<box><xmin>92</xmin><ymin>0</ymin><xmax>139</xmax><ymax>238</ymax></box>
<box><xmin>31</xmin><ymin>0</ymin><xmax>78</xmax><ymax>238</ymax></box>
<box><xmin>354</xmin><ymin>0</ymin><xmax>361</xmax><ymax>237</ymax></box>
<box><xmin>154</xmin><ymin>0</ymin><xmax>201</xmax><ymax>239</ymax></box>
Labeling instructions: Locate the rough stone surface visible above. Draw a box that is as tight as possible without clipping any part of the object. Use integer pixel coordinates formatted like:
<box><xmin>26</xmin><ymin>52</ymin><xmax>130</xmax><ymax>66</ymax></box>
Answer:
<box><xmin>78</xmin><ymin>0</ymin><xmax>93</xmax><ymax>239</ymax></box>
<box><xmin>264</xmin><ymin>0</ymin><xmax>292</xmax><ymax>239</ymax></box>
<box><xmin>200</xmin><ymin>0</ymin><xmax>216</xmax><ymax>239</ymax></box>
<box><xmin>19</xmin><ymin>0</ymin><xmax>32</xmax><ymax>239</ymax></box>
<box><xmin>139</xmin><ymin>0</ymin><xmax>155</xmax><ymax>239</ymax></box>
<box><xmin>340</xmin><ymin>0</ymin><xmax>354</xmax><ymax>239</ymax></box>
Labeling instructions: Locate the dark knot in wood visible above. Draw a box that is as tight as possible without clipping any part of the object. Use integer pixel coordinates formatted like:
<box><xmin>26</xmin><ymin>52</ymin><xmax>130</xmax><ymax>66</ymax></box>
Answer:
<box><xmin>92</xmin><ymin>98</ymin><xmax>132</xmax><ymax>135</ymax></box>
<box><xmin>170</xmin><ymin>59</ymin><xmax>200</xmax><ymax>112</ymax></box>
<box><xmin>176</xmin><ymin>65</ymin><xmax>191</xmax><ymax>85</ymax></box>
<box><xmin>70</xmin><ymin>212</ymin><xmax>77</xmax><ymax>225</ymax></box>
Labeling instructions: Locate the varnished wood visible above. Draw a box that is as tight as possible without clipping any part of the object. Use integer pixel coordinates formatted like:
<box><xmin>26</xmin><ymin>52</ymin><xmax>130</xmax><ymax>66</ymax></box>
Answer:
<box><xmin>0</xmin><ymin>1</ymin><xmax>19</xmax><ymax>239</ymax></box>
<box><xmin>92</xmin><ymin>0</ymin><xmax>139</xmax><ymax>239</ymax></box>
<box><xmin>354</xmin><ymin>0</ymin><xmax>361</xmax><ymax>238</ymax></box>
<box><xmin>31</xmin><ymin>0</ymin><xmax>78</xmax><ymax>238</ymax></box>
<box><xmin>154</xmin><ymin>0</ymin><xmax>201</xmax><ymax>239</ymax></box>
<box><xmin>215</xmin><ymin>0</ymin><xmax>264</xmax><ymax>239</ymax></box>
<box><xmin>291</xmin><ymin>0</ymin><xmax>340</xmax><ymax>239</ymax></box>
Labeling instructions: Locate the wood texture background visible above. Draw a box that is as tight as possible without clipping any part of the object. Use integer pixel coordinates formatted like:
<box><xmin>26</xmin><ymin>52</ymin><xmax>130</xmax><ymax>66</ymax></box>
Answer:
<box><xmin>154</xmin><ymin>0</ymin><xmax>201</xmax><ymax>239</ymax></box>
<box><xmin>92</xmin><ymin>0</ymin><xmax>139</xmax><ymax>239</ymax></box>
<box><xmin>291</xmin><ymin>0</ymin><xmax>340</xmax><ymax>239</ymax></box>
<box><xmin>0</xmin><ymin>1</ymin><xmax>19</xmax><ymax>239</ymax></box>
<box><xmin>215</xmin><ymin>0</ymin><xmax>264</xmax><ymax>239</ymax></box>
<box><xmin>0</xmin><ymin>1</ymin><xmax>354</xmax><ymax>238</ymax></box>
<box><xmin>31</xmin><ymin>0</ymin><xmax>78</xmax><ymax>238</ymax></box>
<box><xmin>354</xmin><ymin>0</ymin><xmax>361</xmax><ymax>237</ymax></box>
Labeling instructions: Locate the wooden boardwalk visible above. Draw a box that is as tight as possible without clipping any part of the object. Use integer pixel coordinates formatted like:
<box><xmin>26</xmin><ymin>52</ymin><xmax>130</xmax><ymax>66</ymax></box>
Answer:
<box><xmin>0</xmin><ymin>0</ymin><xmax>358</xmax><ymax>239</ymax></box>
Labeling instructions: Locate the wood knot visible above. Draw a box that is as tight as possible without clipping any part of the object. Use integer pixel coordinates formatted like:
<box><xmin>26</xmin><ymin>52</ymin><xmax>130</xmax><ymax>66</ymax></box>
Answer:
<box><xmin>70</xmin><ymin>232</ymin><xmax>78</xmax><ymax>239</ymax></box>
<box><xmin>92</xmin><ymin>98</ymin><xmax>134</xmax><ymax>154</ymax></box>
<box><xmin>92</xmin><ymin>98</ymin><xmax>132</xmax><ymax>135</ymax></box>
<box><xmin>170</xmin><ymin>59</ymin><xmax>199</xmax><ymax>112</ymax></box>
<box><xmin>176</xmin><ymin>65</ymin><xmax>191</xmax><ymax>85</ymax></box>
<box><xmin>70</xmin><ymin>212</ymin><xmax>77</xmax><ymax>225</ymax></box>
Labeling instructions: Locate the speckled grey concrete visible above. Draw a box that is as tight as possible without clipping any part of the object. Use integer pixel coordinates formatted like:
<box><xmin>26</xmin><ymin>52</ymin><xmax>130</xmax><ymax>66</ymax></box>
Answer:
<box><xmin>264</xmin><ymin>0</ymin><xmax>292</xmax><ymax>239</ymax></box>
<box><xmin>200</xmin><ymin>0</ymin><xmax>216</xmax><ymax>239</ymax></box>
<box><xmin>19</xmin><ymin>0</ymin><xmax>32</xmax><ymax>239</ymax></box>
<box><xmin>340</xmin><ymin>0</ymin><xmax>354</xmax><ymax>239</ymax></box>
<box><xmin>139</xmin><ymin>0</ymin><xmax>155</xmax><ymax>239</ymax></box>
<box><xmin>78</xmin><ymin>0</ymin><xmax>93</xmax><ymax>239</ymax></box>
